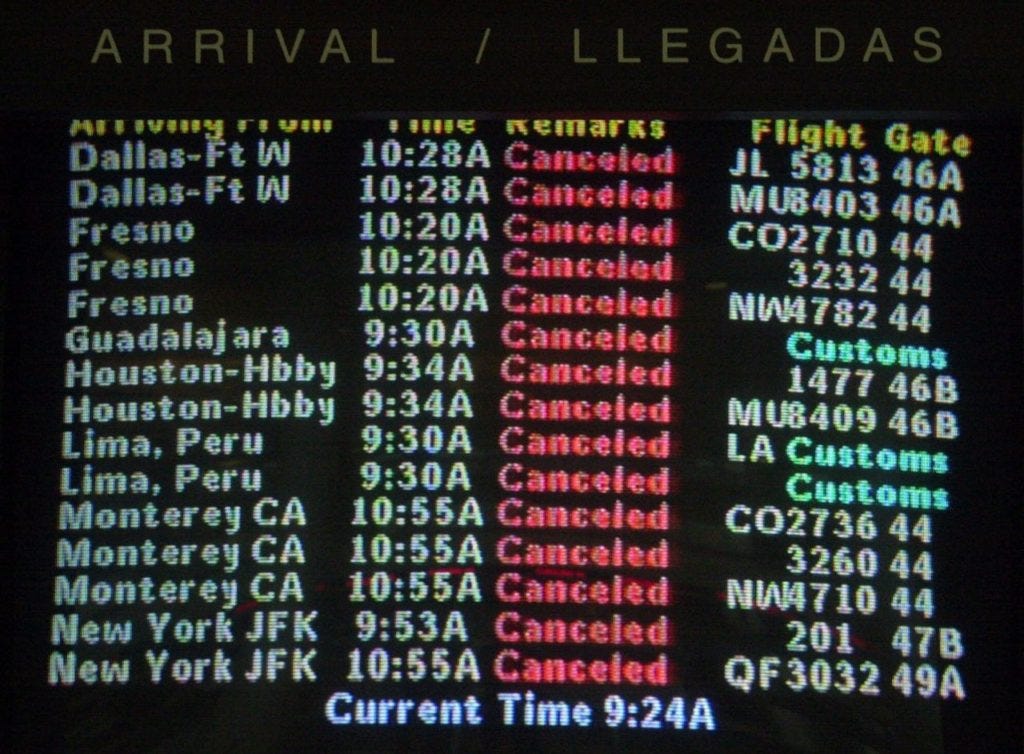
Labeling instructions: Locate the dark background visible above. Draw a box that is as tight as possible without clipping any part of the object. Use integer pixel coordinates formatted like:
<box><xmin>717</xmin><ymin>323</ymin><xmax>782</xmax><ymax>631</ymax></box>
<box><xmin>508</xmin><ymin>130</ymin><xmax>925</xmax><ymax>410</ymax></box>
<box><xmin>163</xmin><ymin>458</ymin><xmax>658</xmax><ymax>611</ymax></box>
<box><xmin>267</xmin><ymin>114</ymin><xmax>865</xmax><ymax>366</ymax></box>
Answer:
<box><xmin>2</xmin><ymin>3</ymin><xmax>1021</xmax><ymax>753</ymax></box>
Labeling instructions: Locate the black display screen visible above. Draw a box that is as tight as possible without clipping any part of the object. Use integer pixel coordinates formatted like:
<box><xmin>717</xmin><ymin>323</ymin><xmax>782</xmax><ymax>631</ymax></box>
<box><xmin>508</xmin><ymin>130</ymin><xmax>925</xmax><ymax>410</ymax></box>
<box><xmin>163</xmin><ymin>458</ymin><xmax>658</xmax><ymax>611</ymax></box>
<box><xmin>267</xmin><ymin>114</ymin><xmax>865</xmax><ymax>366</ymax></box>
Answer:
<box><xmin>2</xmin><ymin>112</ymin><xmax>1020</xmax><ymax>751</ymax></box>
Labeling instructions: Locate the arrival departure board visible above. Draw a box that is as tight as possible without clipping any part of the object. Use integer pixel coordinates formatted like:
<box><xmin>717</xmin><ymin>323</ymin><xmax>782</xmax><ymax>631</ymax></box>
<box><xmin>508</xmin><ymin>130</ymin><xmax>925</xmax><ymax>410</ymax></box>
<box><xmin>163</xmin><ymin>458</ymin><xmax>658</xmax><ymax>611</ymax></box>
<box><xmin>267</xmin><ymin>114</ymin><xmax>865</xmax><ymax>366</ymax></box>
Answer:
<box><xmin>2</xmin><ymin>113</ymin><xmax>1020</xmax><ymax>752</ymax></box>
